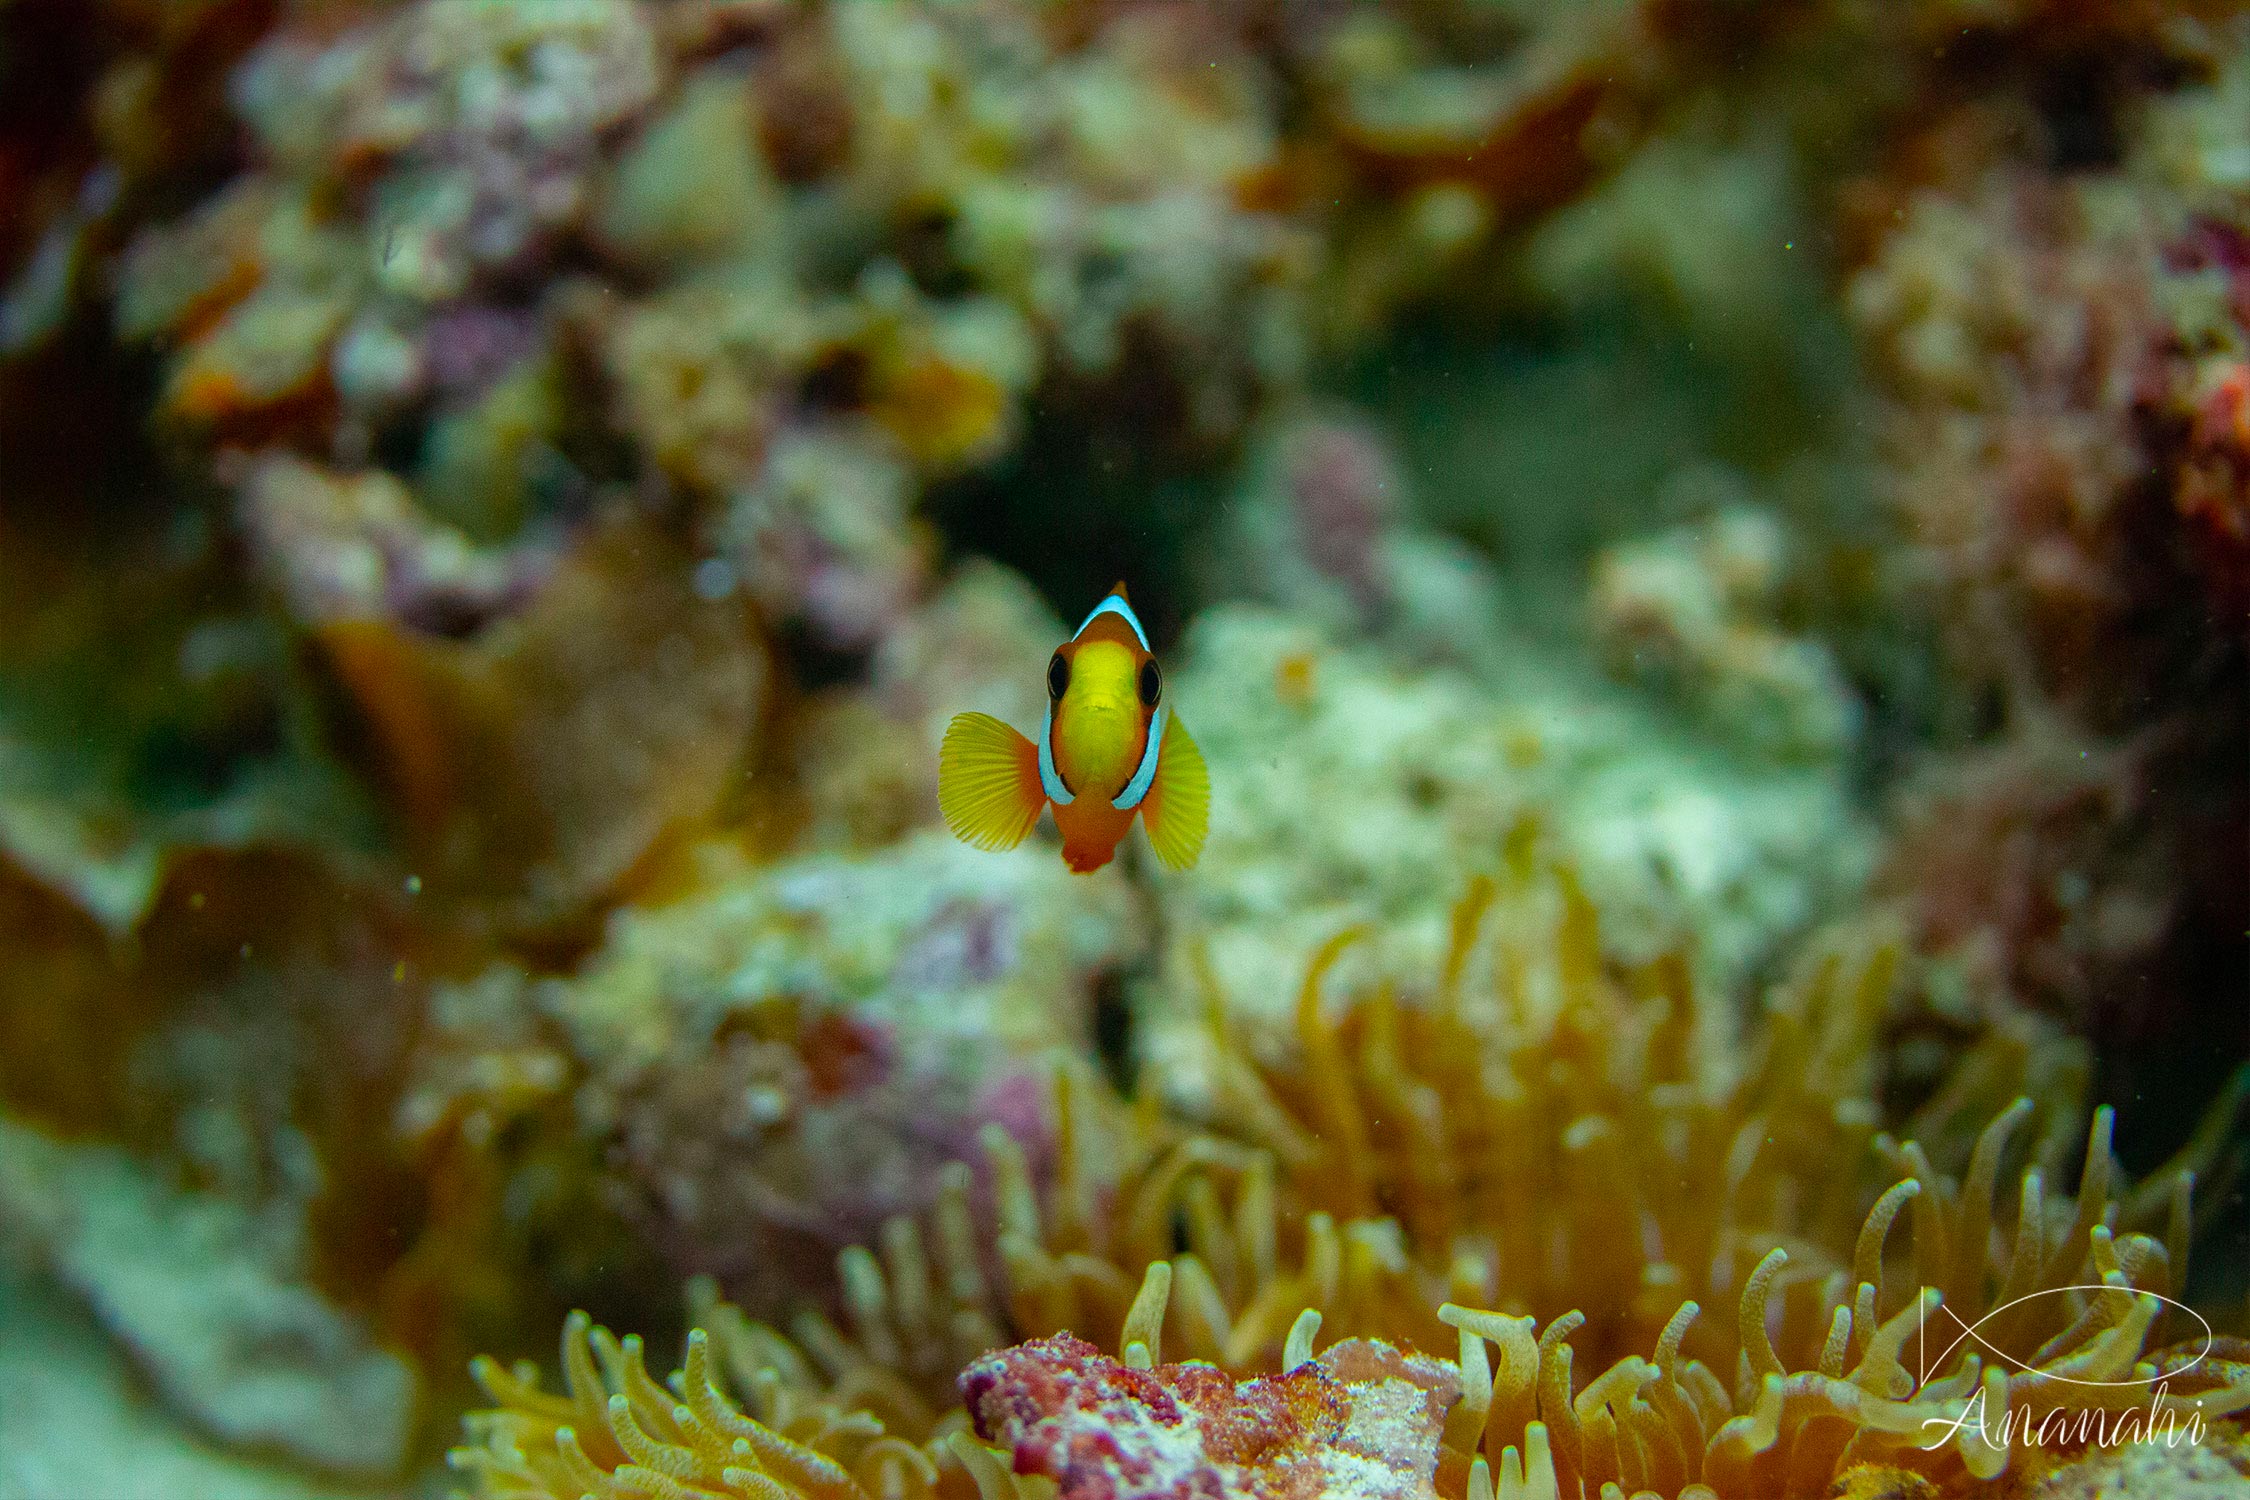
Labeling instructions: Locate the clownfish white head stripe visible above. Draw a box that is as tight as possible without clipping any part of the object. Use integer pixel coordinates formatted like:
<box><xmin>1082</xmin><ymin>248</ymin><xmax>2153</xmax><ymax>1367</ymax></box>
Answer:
<box><xmin>1077</xmin><ymin>593</ymin><xmax>1151</xmax><ymax>650</ymax></box>
<box><xmin>938</xmin><ymin>583</ymin><xmax>1209</xmax><ymax>874</ymax></box>
<box><xmin>1114</xmin><ymin>705</ymin><xmax>1166</xmax><ymax>810</ymax></box>
<box><xmin>1037</xmin><ymin>702</ymin><xmax>1074</xmax><ymax>805</ymax></box>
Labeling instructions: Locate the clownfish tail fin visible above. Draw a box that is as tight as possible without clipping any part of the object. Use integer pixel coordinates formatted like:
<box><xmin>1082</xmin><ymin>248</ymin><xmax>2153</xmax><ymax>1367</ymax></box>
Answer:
<box><xmin>939</xmin><ymin>713</ymin><xmax>1045</xmax><ymax>852</ymax></box>
<box><xmin>1141</xmin><ymin>713</ymin><xmax>1209</xmax><ymax>871</ymax></box>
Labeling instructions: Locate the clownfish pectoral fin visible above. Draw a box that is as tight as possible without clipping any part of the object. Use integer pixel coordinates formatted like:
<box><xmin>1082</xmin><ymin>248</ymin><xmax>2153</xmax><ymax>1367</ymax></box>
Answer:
<box><xmin>939</xmin><ymin>713</ymin><xmax>1045</xmax><ymax>852</ymax></box>
<box><xmin>1139</xmin><ymin>712</ymin><xmax>1209</xmax><ymax>871</ymax></box>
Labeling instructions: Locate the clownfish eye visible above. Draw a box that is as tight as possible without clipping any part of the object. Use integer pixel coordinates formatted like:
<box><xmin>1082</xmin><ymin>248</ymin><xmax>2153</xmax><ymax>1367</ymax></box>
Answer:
<box><xmin>1138</xmin><ymin>659</ymin><xmax>1162</xmax><ymax>707</ymax></box>
<box><xmin>1047</xmin><ymin>652</ymin><xmax>1069</xmax><ymax>700</ymax></box>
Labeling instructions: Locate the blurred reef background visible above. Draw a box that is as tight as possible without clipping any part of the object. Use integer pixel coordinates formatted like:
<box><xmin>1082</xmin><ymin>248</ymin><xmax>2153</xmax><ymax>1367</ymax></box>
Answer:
<box><xmin>0</xmin><ymin>1</ymin><xmax>2247</xmax><ymax>1497</ymax></box>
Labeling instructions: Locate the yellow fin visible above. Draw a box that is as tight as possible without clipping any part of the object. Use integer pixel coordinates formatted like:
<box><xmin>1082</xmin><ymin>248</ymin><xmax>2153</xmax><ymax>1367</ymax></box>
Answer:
<box><xmin>1140</xmin><ymin>713</ymin><xmax>1208</xmax><ymax>870</ymax></box>
<box><xmin>938</xmin><ymin>713</ymin><xmax>1044</xmax><ymax>852</ymax></box>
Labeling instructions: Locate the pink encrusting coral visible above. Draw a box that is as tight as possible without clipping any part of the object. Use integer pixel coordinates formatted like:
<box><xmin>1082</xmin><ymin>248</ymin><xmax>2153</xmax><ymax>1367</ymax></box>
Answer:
<box><xmin>960</xmin><ymin>1333</ymin><xmax>1461</xmax><ymax>1500</ymax></box>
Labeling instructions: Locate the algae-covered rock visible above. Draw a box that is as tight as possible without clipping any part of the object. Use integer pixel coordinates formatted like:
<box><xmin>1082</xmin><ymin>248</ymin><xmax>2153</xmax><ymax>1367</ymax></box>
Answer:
<box><xmin>0</xmin><ymin>1260</ymin><xmax>385</xmax><ymax>1500</ymax></box>
<box><xmin>718</xmin><ymin>422</ymin><xmax>929</xmax><ymax>652</ymax></box>
<box><xmin>0</xmin><ymin>1116</ymin><xmax>417</xmax><ymax>1478</ymax></box>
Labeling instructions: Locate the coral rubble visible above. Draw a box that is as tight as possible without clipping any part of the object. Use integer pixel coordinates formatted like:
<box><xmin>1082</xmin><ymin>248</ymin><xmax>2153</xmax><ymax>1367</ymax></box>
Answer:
<box><xmin>1145</xmin><ymin>605</ymin><xmax>1870</xmax><ymax>1070</ymax></box>
<box><xmin>1590</xmin><ymin>504</ymin><xmax>1859</xmax><ymax>762</ymax></box>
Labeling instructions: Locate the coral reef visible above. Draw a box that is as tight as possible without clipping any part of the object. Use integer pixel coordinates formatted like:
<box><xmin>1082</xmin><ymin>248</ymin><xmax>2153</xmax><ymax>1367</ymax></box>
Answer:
<box><xmin>44</xmin><ymin>0</ymin><xmax>1862</xmax><ymax>664</ymax></box>
<box><xmin>0</xmin><ymin>4</ymin><xmax>2244</xmax><ymax>1498</ymax></box>
<box><xmin>97</xmin><ymin>0</ymin><xmax>1355</xmax><ymax>648</ymax></box>
<box><xmin>0</xmin><ymin>0</ymin><xmax>277</xmax><ymax>359</ymax></box>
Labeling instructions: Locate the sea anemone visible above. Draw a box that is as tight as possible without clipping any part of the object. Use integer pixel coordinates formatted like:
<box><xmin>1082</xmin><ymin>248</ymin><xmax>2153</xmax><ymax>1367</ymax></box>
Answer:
<box><xmin>450</xmin><ymin>1305</ymin><xmax>951</xmax><ymax>1500</ymax></box>
<box><xmin>458</xmin><ymin>870</ymin><xmax>2250</xmax><ymax>1499</ymax></box>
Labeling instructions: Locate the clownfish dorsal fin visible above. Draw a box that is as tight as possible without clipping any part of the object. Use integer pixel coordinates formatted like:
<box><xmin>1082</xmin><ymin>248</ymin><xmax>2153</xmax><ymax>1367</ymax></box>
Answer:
<box><xmin>1075</xmin><ymin>586</ymin><xmax>1150</xmax><ymax>649</ymax></box>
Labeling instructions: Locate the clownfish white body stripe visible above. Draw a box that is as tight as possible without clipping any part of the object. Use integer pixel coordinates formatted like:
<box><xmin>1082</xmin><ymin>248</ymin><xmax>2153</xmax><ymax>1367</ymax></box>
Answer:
<box><xmin>938</xmin><ymin>584</ymin><xmax>1209</xmax><ymax>874</ymax></box>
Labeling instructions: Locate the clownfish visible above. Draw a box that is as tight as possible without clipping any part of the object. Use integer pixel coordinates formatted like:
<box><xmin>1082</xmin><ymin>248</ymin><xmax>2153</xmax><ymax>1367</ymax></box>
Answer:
<box><xmin>938</xmin><ymin>585</ymin><xmax>1208</xmax><ymax>874</ymax></box>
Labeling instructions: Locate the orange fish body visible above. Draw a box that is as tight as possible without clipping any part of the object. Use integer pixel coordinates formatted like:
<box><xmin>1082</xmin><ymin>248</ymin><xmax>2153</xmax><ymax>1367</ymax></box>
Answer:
<box><xmin>938</xmin><ymin>585</ymin><xmax>1209</xmax><ymax>874</ymax></box>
